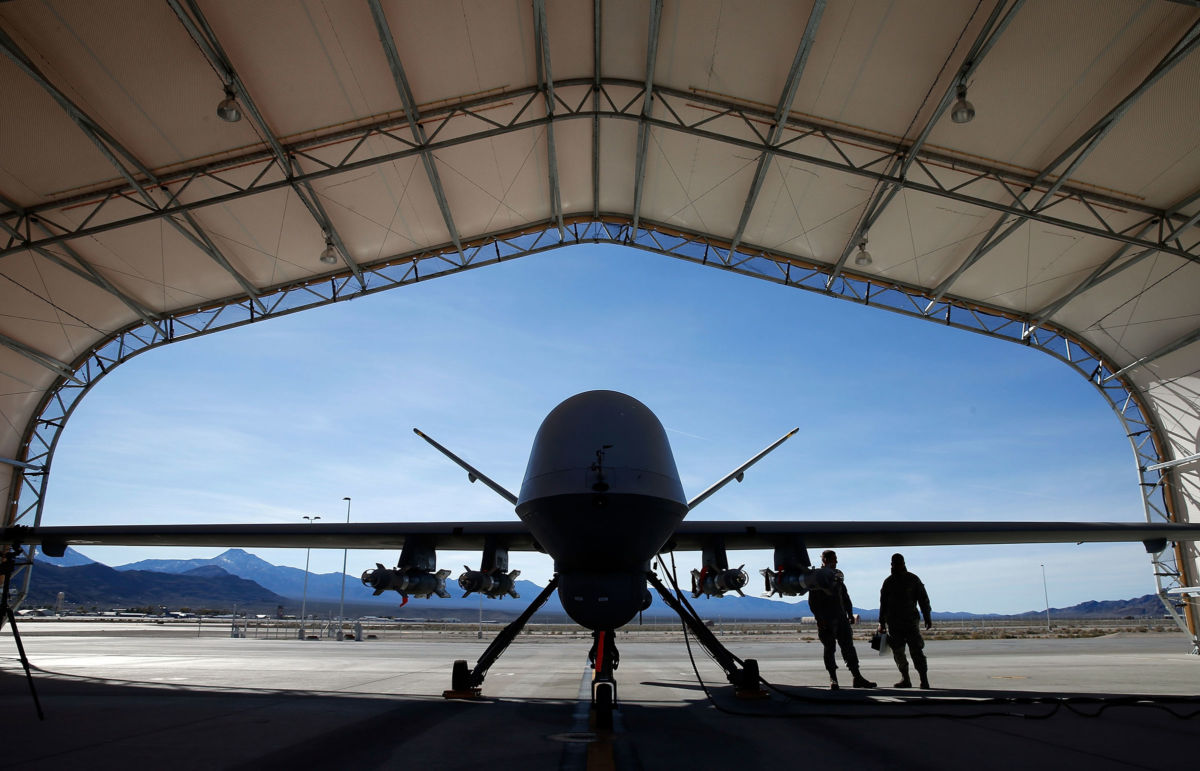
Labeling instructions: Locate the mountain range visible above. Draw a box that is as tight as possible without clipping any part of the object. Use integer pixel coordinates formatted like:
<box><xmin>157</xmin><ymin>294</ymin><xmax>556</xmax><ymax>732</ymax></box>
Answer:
<box><xmin>115</xmin><ymin>549</ymin><xmax>385</xmax><ymax>605</ymax></box>
<box><xmin>93</xmin><ymin>547</ymin><xmax>815</xmax><ymax>619</ymax></box>
<box><xmin>116</xmin><ymin>548</ymin><xmax>812</xmax><ymax>619</ymax></box>
<box><xmin>26</xmin><ymin>547</ymin><xmax>815</xmax><ymax>619</ymax></box>
<box><xmin>24</xmin><ymin>560</ymin><xmax>285</xmax><ymax>609</ymax></box>
<box><xmin>27</xmin><ymin>547</ymin><xmax>1170</xmax><ymax>620</ymax></box>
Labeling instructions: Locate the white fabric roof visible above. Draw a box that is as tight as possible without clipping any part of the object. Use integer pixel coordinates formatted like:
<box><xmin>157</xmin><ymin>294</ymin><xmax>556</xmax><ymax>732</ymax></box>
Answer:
<box><xmin>1</xmin><ymin>1</ymin><xmax>1198</xmax><ymax>559</ymax></box>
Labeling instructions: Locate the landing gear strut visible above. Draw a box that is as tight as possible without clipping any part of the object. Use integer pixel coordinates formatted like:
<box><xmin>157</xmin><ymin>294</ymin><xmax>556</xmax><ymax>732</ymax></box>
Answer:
<box><xmin>588</xmin><ymin>628</ymin><xmax>619</xmax><ymax>730</ymax></box>
<box><xmin>647</xmin><ymin>570</ymin><xmax>766</xmax><ymax>698</ymax></box>
<box><xmin>444</xmin><ymin>574</ymin><xmax>560</xmax><ymax>698</ymax></box>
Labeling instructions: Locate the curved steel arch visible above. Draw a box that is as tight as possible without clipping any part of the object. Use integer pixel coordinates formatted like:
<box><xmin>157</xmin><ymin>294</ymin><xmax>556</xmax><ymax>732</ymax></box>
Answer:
<box><xmin>7</xmin><ymin>216</ymin><xmax>1196</xmax><ymax>646</ymax></box>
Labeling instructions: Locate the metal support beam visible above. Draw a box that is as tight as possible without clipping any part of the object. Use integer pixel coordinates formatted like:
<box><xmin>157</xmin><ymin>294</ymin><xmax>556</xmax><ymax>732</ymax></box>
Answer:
<box><xmin>291</xmin><ymin>174</ymin><xmax>367</xmax><ymax>288</ymax></box>
<box><xmin>1025</xmin><ymin>221</ymin><xmax>1159</xmax><ymax>335</ymax></box>
<box><xmin>629</xmin><ymin>0</ymin><xmax>663</xmax><ymax>239</ymax></box>
<box><xmin>367</xmin><ymin>0</ymin><xmax>465</xmax><ymax>262</ymax></box>
<box><xmin>0</xmin><ymin>25</ymin><xmax>264</xmax><ymax>313</ymax></box>
<box><xmin>0</xmin><ymin>333</ymin><xmax>82</xmax><ymax>384</ymax></box>
<box><xmin>168</xmin><ymin>0</ymin><xmax>285</xmax><ymax>160</ymax></box>
<box><xmin>176</xmin><ymin>211</ymin><xmax>264</xmax><ymax>305</ymax></box>
<box><xmin>728</xmin><ymin>0</ymin><xmax>826</xmax><ymax>257</ymax></box>
<box><xmin>1144</xmin><ymin>452</ymin><xmax>1200</xmax><ymax>474</ymax></box>
<box><xmin>1031</xmin><ymin>181</ymin><xmax>1200</xmax><ymax>337</ymax></box>
<box><xmin>925</xmin><ymin>18</ymin><xmax>1200</xmax><ymax>310</ymax></box>
<box><xmin>828</xmin><ymin>0</ymin><xmax>1023</xmax><ymax>285</ymax></box>
<box><xmin>0</xmin><ymin>194</ymin><xmax>165</xmax><ymax>336</ymax></box>
<box><xmin>1165</xmin><ymin>207</ymin><xmax>1200</xmax><ymax>244</ymax></box>
<box><xmin>592</xmin><ymin>0</ymin><xmax>602</xmax><ymax>219</ymax></box>
<box><xmin>1105</xmin><ymin>325</ymin><xmax>1200</xmax><ymax>382</ymax></box>
<box><xmin>534</xmin><ymin>0</ymin><xmax>566</xmax><ymax>240</ymax></box>
<box><xmin>0</xmin><ymin>456</ymin><xmax>42</xmax><ymax>472</ymax></box>
<box><xmin>169</xmin><ymin>0</ymin><xmax>367</xmax><ymax>290</ymax></box>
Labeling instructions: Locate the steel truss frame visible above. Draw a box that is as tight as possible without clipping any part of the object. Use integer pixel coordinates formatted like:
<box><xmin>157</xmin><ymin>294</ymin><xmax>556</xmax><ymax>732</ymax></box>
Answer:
<box><xmin>828</xmin><ymin>0</ymin><xmax>1027</xmax><ymax>285</ymax></box>
<box><xmin>3</xmin><ymin>77</ymin><xmax>1198</xmax><ymax>271</ymax></box>
<box><xmin>168</xmin><ymin>0</ymin><xmax>369</xmax><ymax>293</ymax></box>
<box><xmin>5</xmin><ymin>216</ymin><xmax>1196</xmax><ymax>648</ymax></box>
<box><xmin>0</xmin><ymin>24</ymin><xmax>264</xmax><ymax>313</ymax></box>
<box><xmin>367</xmin><ymin>0</ymin><xmax>465</xmax><ymax>262</ymax></box>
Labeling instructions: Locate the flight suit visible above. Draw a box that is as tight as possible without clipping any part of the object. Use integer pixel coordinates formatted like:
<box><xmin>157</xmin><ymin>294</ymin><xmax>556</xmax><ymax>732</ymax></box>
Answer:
<box><xmin>809</xmin><ymin>568</ymin><xmax>872</xmax><ymax>688</ymax></box>
<box><xmin>879</xmin><ymin>567</ymin><xmax>932</xmax><ymax>688</ymax></box>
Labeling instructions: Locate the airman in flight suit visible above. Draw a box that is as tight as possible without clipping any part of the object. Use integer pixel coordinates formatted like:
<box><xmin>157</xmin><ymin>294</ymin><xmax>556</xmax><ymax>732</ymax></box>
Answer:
<box><xmin>809</xmin><ymin>550</ymin><xmax>875</xmax><ymax>690</ymax></box>
<box><xmin>878</xmin><ymin>553</ymin><xmax>932</xmax><ymax>689</ymax></box>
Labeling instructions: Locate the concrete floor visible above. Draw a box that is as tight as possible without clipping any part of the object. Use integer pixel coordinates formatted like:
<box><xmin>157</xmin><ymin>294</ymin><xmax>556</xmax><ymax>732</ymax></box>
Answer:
<box><xmin>2</xmin><ymin>625</ymin><xmax>1198</xmax><ymax>770</ymax></box>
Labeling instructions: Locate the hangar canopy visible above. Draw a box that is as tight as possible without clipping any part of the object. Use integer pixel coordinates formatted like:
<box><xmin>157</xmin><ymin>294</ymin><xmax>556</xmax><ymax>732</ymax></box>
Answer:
<box><xmin>2</xmin><ymin>1</ymin><xmax>1199</xmax><ymax>622</ymax></box>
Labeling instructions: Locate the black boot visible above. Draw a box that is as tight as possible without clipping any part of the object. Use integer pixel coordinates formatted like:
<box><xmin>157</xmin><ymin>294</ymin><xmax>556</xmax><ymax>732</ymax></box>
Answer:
<box><xmin>894</xmin><ymin>665</ymin><xmax>911</xmax><ymax>688</ymax></box>
<box><xmin>918</xmin><ymin>670</ymin><xmax>930</xmax><ymax>689</ymax></box>
<box><xmin>829</xmin><ymin>672</ymin><xmax>839</xmax><ymax>691</ymax></box>
<box><xmin>851</xmin><ymin>669</ymin><xmax>876</xmax><ymax>688</ymax></box>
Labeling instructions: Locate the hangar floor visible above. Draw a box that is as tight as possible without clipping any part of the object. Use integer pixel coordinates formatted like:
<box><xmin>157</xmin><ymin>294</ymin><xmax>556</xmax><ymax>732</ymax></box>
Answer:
<box><xmin>2</xmin><ymin>626</ymin><xmax>1198</xmax><ymax>770</ymax></box>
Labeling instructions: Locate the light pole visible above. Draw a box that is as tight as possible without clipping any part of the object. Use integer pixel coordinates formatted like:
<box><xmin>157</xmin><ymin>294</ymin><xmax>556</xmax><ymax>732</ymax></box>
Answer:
<box><xmin>299</xmin><ymin>515</ymin><xmax>320</xmax><ymax>639</ymax></box>
<box><xmin>337</xmin><ymin>497</ymin><xmax>351</xmax><ymax>641</ymax></box>
<box><xmin>1041</xmin><ymin>563</ymin><xmax>1051</xmax><ymax>632</ymax></box>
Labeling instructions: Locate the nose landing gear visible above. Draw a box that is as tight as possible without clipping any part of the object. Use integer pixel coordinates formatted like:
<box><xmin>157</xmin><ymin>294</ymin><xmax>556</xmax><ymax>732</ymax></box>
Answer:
<box><xmin>588</xmin><ymin>629</ymin><xmax>619</xmax><ymax>730</ymax></box>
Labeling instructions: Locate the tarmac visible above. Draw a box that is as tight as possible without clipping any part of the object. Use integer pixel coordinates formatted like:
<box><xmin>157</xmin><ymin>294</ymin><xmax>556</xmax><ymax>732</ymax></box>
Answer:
<box><xmin>2</xmin><ymin>623</ymin><xmax>1198</xmax><ymax>770</ymax></box>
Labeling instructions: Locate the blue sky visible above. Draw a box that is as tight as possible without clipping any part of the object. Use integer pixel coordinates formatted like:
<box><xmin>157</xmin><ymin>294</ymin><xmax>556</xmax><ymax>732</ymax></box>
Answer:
<box><xmin>42</xmin><ymin>243</ymin><xmax>1160</xmax><ymax>614</ymax></box>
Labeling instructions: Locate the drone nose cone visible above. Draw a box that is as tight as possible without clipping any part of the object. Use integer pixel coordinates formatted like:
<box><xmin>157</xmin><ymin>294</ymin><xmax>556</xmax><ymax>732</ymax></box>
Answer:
<box><xmin>517</xmin><ymin>390</ymin><xmax>685</xmax><ymax>505</ymax></box>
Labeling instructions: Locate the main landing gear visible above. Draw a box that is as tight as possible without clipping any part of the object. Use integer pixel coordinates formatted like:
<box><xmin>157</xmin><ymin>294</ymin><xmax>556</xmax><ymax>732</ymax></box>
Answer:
<box><xmin>647</xmin><ymin>570</ymin><xmax>767</xmax><ymax>699</ymax></box>
<box><xmin>443</xmin><ymin>575</ymin><xmax>560</xmax><ymax>699</ymax></box>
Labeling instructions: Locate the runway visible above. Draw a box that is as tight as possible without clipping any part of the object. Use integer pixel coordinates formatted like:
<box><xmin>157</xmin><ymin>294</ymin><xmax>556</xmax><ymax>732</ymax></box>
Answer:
<box><xmin>2</xmin><ymin>625</ymin><xmax>1198</xmax><ymax>770</ymax></box>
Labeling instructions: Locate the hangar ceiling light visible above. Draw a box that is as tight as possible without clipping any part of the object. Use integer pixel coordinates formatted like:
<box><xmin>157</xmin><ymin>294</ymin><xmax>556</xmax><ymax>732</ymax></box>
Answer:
<box><xmin>319</xmin><ymin>238</ymin><xmax>337</xmax><ymax>266</ymax></box>
<box><xmin>950</xmin><ymin>82</ymin><xmax>975</xmax><ymax>124</ymax></box>
<box><xmin>854</xmin><ymin>239</ymin><xmax>873</xmax><ymax>268</ymax></box>
<box><xmin>215</xmin><ymin>86</ymin><xmax>240</xmax><ymax>122</ymax></box>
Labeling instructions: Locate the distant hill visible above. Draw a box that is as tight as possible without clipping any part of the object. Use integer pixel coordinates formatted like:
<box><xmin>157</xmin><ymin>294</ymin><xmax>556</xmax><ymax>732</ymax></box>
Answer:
<box><xmin>23</xmin><ymin>560</ymin><xmax>285</xmax><ymax>610</ymax></box>
<box><xmin>114</xmin><ymin>548</ymin><xmax>814</xmax><ymax>619</ymax></box>
<box><xmin>1014</xmin><ymin>595</ymin><xmax>1168</xmax><ymax>619</ymax></box>
<box><xmin>117</xmin><ymin>549</ymin><xmax>390</xmax><ymax>605</ymax></box>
